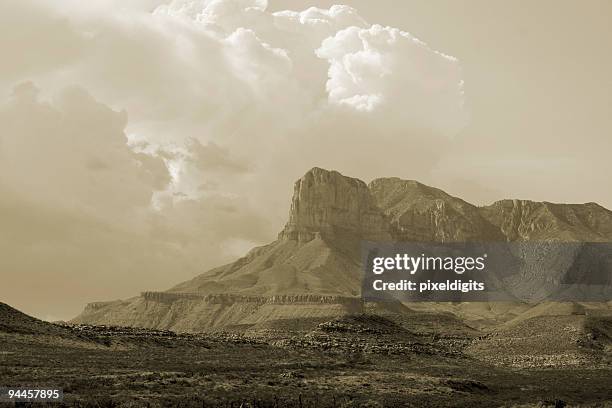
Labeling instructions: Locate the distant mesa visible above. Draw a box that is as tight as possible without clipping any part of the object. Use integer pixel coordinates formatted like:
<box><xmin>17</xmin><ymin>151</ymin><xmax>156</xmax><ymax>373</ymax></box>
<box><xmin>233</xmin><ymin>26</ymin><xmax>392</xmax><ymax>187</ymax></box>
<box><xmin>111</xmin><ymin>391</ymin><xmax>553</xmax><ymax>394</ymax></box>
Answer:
<box><xmin>72</xmin><ymin>167</ymin><xmax>612</xmax><ymax>332</ymax></box>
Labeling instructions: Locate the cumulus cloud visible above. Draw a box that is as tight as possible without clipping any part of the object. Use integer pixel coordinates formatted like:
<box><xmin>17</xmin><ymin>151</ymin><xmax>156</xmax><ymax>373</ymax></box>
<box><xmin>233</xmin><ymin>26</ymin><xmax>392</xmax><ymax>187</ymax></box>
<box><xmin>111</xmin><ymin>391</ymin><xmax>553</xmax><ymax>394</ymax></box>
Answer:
<box><xmin>316</xmin><ymin>25</ymin><xmax>466</xmax><ymax>133</ymax></box>
<box><xmin>273</xmin><ymin>5</ymin><xmax>367</xmax><ymax>39</ymax></box>
<box><xmin>0</xmin><ymin>0</ymin><xmax>466</xmax><ymax>144</ymax></box>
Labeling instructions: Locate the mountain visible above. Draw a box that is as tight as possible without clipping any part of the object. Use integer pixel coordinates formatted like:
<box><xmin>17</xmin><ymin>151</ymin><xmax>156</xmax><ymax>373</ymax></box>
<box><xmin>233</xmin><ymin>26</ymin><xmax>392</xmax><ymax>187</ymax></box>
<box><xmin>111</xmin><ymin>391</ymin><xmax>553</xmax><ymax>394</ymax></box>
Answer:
<box><xmin>72</xmin><ymin>167</ymin><xmax>612</xmax><ymax>331</ymax></box>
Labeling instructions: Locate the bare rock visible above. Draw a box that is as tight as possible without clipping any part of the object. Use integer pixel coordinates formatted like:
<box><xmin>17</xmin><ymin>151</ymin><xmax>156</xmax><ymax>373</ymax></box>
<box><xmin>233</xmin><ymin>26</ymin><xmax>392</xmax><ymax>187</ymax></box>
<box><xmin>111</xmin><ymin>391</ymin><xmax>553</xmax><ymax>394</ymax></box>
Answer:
<box><xmin>369</xmin><ymin>177</ymin><xmax>503</xmax><ymax>242</ymax></box>
<box><xmin>280</xmin><ymin>167</ymin><xmax>390</xmax><ymax>242</ymax></box>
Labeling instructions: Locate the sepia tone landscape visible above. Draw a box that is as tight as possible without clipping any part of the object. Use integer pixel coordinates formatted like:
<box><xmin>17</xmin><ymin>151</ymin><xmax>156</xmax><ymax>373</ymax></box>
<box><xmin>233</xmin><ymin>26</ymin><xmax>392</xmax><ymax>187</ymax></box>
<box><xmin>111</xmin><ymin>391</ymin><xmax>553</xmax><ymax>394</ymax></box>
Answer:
<box><xmin>2</xmin><ymin>0</ymin><xmax>612</xmax><ymax>406</ymax></box>
<box><xmin>73</xmin><ymin>167</ymin><xmax>612</xmax><ymax>331</ymax></box>
<box><xmin>2</xmin><ymin>168</ymin><xmax>612</xmax><ymax>406</ymax></box>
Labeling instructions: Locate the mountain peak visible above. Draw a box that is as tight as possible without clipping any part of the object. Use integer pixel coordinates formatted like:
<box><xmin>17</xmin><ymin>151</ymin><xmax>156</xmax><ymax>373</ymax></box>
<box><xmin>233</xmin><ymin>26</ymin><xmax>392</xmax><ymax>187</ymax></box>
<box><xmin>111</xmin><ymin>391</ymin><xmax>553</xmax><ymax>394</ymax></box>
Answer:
<box><xmin>304</xmin><ymin>166</ymin><xmax>341</xmax><ymax>176</ymax></box>
<box><xmin>279</xmin><ymin>168</ymin><xmax>390</xmax><ymax>242</ymax></box>
<box><xmin>368</xmin><ymin>177</ymin><xmax>455</xmax><ymax>203</ymax></box>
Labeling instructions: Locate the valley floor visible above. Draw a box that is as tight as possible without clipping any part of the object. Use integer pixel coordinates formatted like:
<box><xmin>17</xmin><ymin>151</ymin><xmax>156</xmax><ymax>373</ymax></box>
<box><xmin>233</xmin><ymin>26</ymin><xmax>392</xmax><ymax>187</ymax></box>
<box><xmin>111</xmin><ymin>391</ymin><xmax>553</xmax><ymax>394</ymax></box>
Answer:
<box><xmin>1</xmin><ymin>324</ymin><xmax>611</xmax><ymax>408</ymax></box>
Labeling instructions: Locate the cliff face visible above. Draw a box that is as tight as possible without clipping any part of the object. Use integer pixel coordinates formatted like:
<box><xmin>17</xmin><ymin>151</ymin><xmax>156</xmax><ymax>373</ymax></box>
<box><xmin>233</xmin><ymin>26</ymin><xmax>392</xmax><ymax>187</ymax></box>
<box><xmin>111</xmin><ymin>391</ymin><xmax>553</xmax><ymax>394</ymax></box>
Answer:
<box><xmin>279</xmin><ymin>168</ymin><xmax>390</xmax><ymax>242</ymax></box>
<box><xmin>480</xmin><ymin>200</ymin><xmax>612</xmax><ymax>242</ymax></box>
<box><xmin>73</xmin><ymin>167</ymin><xmax>612</xmax><ymax>331</ymax></box>
<box><xmin>72</xmin><ymin>294</ymin><xmax>364</xmax><ymax>332</ymax></box>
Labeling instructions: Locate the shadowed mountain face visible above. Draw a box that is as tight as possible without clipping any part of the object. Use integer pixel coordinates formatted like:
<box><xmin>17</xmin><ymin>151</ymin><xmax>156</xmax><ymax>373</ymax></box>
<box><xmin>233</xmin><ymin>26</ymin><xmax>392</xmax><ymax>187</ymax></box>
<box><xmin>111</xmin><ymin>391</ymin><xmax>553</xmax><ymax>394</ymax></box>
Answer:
<box><xmin>0</xmin><ymin>302</ymin><xmax>79</xmax><ymax>339</ymax></box>
<box><xmin>73</xmin><ymin>167</ymin><xmax>612</xmax><ymax>331</ymax></box>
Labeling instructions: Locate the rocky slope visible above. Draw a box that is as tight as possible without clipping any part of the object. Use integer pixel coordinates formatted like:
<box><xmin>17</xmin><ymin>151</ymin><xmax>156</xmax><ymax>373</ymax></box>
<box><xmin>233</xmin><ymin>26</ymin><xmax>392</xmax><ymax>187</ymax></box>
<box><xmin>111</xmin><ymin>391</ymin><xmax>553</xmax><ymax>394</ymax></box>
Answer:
<box><xmin>73</xmin><ymin>167</ymin><xmax>612</xmax><ymax>331</ymax></box>
<box><xmin>369</xmin><ymin>177</ymin><xmax>504</xmax><ymax>242</ymax></box>
<box><xmin>480</xmin><ymin>199</ymin><xmax>612</xmax><ymax>241</ymax></box>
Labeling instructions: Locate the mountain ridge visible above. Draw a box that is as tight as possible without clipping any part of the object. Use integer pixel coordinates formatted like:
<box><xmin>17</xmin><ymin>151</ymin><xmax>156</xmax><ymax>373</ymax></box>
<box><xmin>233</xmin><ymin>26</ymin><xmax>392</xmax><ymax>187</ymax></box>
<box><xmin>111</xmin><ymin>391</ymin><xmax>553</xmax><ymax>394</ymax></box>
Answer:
<box><xmin>72</xmin><ymin>167</ymin><xmax>612</xmax><ymax>331</ymax></box>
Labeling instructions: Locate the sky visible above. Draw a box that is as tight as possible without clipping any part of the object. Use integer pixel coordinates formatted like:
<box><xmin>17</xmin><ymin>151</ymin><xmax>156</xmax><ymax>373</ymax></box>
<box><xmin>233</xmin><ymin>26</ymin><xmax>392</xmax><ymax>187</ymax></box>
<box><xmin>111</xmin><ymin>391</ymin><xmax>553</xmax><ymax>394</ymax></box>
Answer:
<box><xmin>1</xmin><ymin>0</ymin><xmax>611</xmax><ymax>320</ymax></box>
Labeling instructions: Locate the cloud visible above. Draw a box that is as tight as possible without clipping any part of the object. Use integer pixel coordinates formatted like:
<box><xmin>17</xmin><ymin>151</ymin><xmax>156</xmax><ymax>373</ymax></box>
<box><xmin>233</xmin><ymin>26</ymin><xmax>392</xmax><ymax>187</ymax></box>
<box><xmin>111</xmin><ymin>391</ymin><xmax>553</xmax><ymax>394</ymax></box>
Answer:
<box><xmin>0</xmin><ymin>0</ymin><xmax>86</xmax><ymax>86</ymax></box>
<box><xmin>0</xmin><ymin>81</ymin><xmax>274</xmax><ymax>320</ymax></box>
<box><xmin>0</xmin><ymin>0</ymin><xmax>466</xmax><ymax>142</ymax></box>
<box><xmin>189</xmin><ymin>139</ymin><xmax>250</xmax><ymax>174</ymax></box>
<box><xmin>273</xmin><ymin>5</ymin><xmax>367</xmax><ymax>39</ymax></box>
<box><xmin>316</xmin><ymin>24</ymin><xmax>466</xmax><ymax>133</ymax></box>
<box><xmin>0</xmin><ymin>82</ymin><xmax>170</xmax><ymax>218</ymax></box>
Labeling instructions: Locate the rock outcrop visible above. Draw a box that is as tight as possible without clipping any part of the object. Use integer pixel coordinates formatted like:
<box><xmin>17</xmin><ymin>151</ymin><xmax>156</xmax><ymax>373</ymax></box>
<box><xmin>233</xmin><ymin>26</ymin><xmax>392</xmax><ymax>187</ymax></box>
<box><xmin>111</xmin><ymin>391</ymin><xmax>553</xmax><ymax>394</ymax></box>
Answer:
<box><xmin>140</xmin><ymin>292</ymin><xmax>363</xmax><ymax>306</ymax></box>
<box><xmin>279</xmin><ymin>167</ymin><xmax>390</xmax><ymax>242</ymax></box>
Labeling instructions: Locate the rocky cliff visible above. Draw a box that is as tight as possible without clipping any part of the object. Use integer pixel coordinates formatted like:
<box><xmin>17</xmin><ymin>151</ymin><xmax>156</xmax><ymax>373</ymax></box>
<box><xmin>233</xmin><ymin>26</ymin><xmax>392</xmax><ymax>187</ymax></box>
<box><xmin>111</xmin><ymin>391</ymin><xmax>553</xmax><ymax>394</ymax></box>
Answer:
<box><xmin>279</xmin><ymin>168</ymin><xmax>390</xmax><ymax>242</ymax></box>
<box><xmin>73</xmin><ymin>167</ymin><xmax>612</xmax><ymax>331</ymax></box>
<box><xmin>480</xmin><ymin>199</ymin><xmax>612</xmax><ymax>241</ymax></box>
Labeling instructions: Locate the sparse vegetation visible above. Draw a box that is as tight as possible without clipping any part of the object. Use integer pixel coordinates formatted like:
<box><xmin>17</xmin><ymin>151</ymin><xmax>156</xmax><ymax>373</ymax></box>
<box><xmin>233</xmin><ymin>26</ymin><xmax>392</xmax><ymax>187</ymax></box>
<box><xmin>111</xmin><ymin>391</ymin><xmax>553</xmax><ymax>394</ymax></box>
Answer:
<box><xmin>1</xmin><ymin>311</ymin><xmax>611</xmax><ymax>407</ymax></box>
